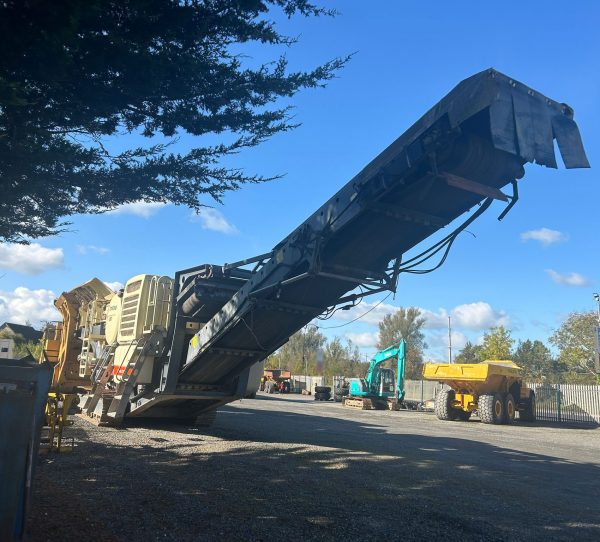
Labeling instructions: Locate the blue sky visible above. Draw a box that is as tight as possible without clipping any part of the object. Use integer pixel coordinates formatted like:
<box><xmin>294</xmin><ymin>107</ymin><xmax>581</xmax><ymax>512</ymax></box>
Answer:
<box><xmin>1</xmin><ymin>1</ymin><xmax>598</xmax><ymax>361</ymax></box>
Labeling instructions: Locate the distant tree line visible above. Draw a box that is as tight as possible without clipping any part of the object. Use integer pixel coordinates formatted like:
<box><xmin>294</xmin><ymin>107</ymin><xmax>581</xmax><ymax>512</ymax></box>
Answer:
<box><xmin>267</xmin><ymin>308</ymin><xmax>600</xmax><ymax>385</ymax></box>
<box><xmin>455</xmin><ymin>313</ymin><xmax>599</xmax><ymax>384</ymax></box>
<box><xmin>265</xmin><ymin>326</ymin><xmax>369</xmax><ymax>379</ymax></box>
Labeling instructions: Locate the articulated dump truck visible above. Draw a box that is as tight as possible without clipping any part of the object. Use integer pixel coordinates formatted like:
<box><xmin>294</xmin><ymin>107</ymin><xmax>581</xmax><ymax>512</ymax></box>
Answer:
<box><xmin>43</xmin><ymin>69</ymin><xmax>589</xmax><ymax>426</ymax></box>
<box><xmin>423</xmin><ymin>361</ymin><xmax>535</xmax><ymax>424</ymax></box>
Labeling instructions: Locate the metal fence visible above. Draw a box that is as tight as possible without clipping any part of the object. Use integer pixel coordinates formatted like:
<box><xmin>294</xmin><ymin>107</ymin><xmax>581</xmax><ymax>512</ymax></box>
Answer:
<box><xmin>403</xmin><ymin>380</ymin><xmax>441</xmax><ymax>404</ymax></box>
<box><xmin>334</xmin><ymin>377</ymin><xmax>600</xmax><ymax>426</ymax></box>
<box><xmin>526</xmin><ymin>382</ymin><xmax>600</xmax><ymax>426</ymax></box>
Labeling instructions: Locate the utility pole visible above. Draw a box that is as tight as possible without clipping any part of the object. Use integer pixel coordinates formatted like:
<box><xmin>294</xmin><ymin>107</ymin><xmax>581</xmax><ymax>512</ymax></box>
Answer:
<box><xmin>448</xmin><ymin>316</ymin><xmax>452</xmax><ymax>363</ymax></box>
<box><xmin>593</xmin><ymin>293</ymin><xmax>600</xmax><ymax>371</ymax></box>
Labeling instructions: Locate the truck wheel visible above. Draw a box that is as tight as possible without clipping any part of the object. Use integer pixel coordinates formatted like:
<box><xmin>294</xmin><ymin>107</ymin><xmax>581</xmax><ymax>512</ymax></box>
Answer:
<box><xmin>479</xmin><ymin>393</ymin><xmax>504</xmax><ymax>424</ymax></box>
<box><xmin>519</xmin><ymin>391</ymin><xmax>536</xmax><ymax>422</ymax></box>
<box><xmin>315</xmin><ymin>386</ymin><xmax>331</xmax><ymax>394</ymax></box>
<box><xmin>504</xmin><ymin>393</ymin><xmax>516</xmax><ymax>424</ymax></box>
<box><xmin>434</xmin><ymin>388</ymin><xmax>458</xmax><ymax>421</ymax></box>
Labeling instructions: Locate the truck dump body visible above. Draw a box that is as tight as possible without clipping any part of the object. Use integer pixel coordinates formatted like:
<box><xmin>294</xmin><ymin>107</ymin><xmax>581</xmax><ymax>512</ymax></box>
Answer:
<box><xmin>175</xmin><ymin>69</ymin><xmax>588</xmax><ymax>390</ymax></box>
<box><xmin>423</xmin><ymin>360</ymin><xmax>523</xmax><ymax>396</ymax></box>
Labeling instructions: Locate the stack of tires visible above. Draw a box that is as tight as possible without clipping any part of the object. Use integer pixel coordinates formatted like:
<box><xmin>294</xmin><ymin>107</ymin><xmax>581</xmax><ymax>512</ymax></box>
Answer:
<box><xmin>333</xmin><ymin>385</ymin><xmax>349</xmax><ymax>402</ymax></box>
<box><xmin>314</xmin><ymin>386</ymin><xmax>331</xmax><ymax>401</ymax></box>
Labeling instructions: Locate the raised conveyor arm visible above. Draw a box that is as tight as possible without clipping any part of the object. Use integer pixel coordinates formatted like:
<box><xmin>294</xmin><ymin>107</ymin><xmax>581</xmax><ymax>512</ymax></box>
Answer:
<box><xmin>175</xmin><ymin>69</ymin><xmax>588</xmax><ymax>387</ymax></box>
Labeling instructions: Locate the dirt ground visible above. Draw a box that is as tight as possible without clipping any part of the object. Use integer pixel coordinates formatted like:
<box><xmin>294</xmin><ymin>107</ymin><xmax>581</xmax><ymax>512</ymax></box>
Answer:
<box><xmin>28</xmin><ymin>394</ymin><xmax>600</xmax><ymax>541</ymax></box>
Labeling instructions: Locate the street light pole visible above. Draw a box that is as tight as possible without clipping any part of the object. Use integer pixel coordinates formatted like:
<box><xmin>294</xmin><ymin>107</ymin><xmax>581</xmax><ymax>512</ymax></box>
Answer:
<box><xmin>448</xmin><ymin>316</ymin><xmax>452</xmax><ymax>364</ymax></box>
<box><xmin>593</xmin><ymin>293</ymin><xmax>600</xmax><ymax>372</ymax></box>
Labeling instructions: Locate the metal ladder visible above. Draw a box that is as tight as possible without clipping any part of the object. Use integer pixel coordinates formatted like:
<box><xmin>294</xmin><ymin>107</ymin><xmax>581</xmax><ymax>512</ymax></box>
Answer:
<box><xmin>104</xmin><ymin>331</ymin><xmax>163</xmax><ymax>424</ymax></box>
<box><xmin>84</xmin><ymin>343</ymin><xmax>117</xmax><ymax>416</ymax></box>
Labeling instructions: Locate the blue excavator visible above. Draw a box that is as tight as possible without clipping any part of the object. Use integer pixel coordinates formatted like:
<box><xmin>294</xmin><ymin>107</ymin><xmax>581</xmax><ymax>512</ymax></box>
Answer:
<box><xmin>343</xmin><ymin>341</ymin><xmax>407</xmax><ymax>410</ymax></box>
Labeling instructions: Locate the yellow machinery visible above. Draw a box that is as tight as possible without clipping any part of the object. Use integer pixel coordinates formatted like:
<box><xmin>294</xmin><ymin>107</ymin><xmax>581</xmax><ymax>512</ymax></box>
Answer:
<box><xmin>423</xmin><ymin>361</ymin><xmax>536</xmax><ymax>424</ymax></box>
<box><xmin>41</xmin><ymin>278</ymin><xmax>112</xmax><ymax>391</ymax></box>
<box><xmin>43</xmin><ymin>392</ymin><xmax>77</xmax><ymax>452</ymax></box>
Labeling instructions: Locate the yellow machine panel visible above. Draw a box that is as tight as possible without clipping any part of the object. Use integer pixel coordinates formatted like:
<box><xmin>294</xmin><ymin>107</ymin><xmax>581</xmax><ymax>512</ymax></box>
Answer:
<box><xmin>104</xmin><ymin>293</ymin><xmax>122</xmax><ymax>345</ymax></box>
<box><xmin>48</xmin><ymin>278</ymin><xmax>112</xmax><ymax>390</ymax></box>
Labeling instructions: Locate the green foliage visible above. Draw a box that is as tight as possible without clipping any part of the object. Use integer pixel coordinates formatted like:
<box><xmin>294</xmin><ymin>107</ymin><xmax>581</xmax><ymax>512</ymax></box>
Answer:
<box><xmin>454</xmin><ymin>341</ymin><xmax>483</xmax><ymax>363</ymax></box>
<box><xmin>377</xmin><ymin>307</ymin><xmax>426</xmax><ymax>379</ymax></box>
<box><xmin>513</xmin><ymin>339</ymin><xmax>557</xmax><ymax>381</ymax></box>
<box><xmin>13</xmin><ymin>340</ymin><xmax>43</xmax><ymax>361</ymax></box>
<box><xmin>550</xmin><ymin>311</ymin><xmax>598</xmax><ymax>384</ymax></box>
<box><xmin>266</xmin><ymin>329</ymin><xmax>368</xmax><ymax>379</ymax></box>
<box><xmin>0</xmin><ymin>1</ymin><xmax>348</xmax><ymax>242</ymax></box>
<box><xmin>266</xmin><ymin>326</ymin><xmax>326</xmax><ymax>375</ymax></box>
<box><xmin>479</xmin><ymin>326</ymin><xmax>514</xmax><ymax>361</ymax></box>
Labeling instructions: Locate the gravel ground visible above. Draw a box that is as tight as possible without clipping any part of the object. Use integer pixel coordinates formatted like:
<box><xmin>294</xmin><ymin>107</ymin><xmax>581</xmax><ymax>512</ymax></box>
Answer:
<box><xmin>28</xmin><ymin>394</ymin><xmax>600</xmax><ymax>541</ymax></box>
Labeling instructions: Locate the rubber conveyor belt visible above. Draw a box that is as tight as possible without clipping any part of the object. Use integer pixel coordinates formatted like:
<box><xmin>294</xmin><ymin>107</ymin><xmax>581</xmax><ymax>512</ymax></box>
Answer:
<box><xmin>179</xmin><ymin>68</ymin><xmax>589</xmax><ymax>385</ymax></box>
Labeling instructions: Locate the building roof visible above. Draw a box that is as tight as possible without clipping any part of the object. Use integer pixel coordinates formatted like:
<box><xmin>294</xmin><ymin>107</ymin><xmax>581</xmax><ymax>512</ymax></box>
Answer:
<box><xmin>0</xmin><ymin>322</ymin><xmax>43</xmax><ymax>342</ymax></box>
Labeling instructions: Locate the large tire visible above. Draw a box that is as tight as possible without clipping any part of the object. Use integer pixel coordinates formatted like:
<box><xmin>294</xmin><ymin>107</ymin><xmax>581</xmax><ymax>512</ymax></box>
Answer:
<box><xmin>335</xmin><ymin>387</ymin><xmax>349</xmax><ymax>397</ymax></box>
<box><xmin>519</xmin><ymin>391</ymin><xmax>536</xmax><ymax>422</ymax></box>
<box><xmin>504</xmin><ymin>393</ymin><xmax>516</xmax><ymax>424</ymax></box>
<box><xmin>434</xmin><ymin>388</ymin><xmax>458</xmax><ymax>421</ymax></box>
<box><xmin>479</xmin><ymin>393</ymin><xmax>504</xmax><ymax>424</ymax></box>
<box><xmin>315</xmin><ymin>386</ymin><xmax>331</xmax><ymax>394</ymax></box>
<box><xmin>333</xmin><ymin>393</ymin><xmax>343</xmax><ymax>403</ymax></box>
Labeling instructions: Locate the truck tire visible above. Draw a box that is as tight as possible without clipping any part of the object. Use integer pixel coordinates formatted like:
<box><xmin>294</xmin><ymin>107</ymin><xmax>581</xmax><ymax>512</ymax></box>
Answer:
<box><xmin>335</xmin><ymin>386</ymin><xmax>349</xmax><ymax>397</ymax></box>
<box><xmin>504</xmin><ymin>393</ymin><xmax>516</xmax><ymax>424</ymax></box>
<box><xmin>315</xmin><ymin>386</ymin><xmax>331</xmax><ymax>394</ymax></box>
<box><xmin>434</xmin><ymin>388</ymin><xmax>458</xmax><ymax>421</ymax></box>
<box><xmin>519</xmin><ymin>391</ymin><xmax>536</xmax><ymax>422</ymax></box>
<box><xmin>479</xmin><ymin>393</ymin><xmax>504</xmax><ymax>424</ymax></box>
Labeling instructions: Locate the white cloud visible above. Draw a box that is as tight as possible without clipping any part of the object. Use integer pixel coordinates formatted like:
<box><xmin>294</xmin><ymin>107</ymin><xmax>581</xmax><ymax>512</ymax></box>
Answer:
<box><xmin>190</xmin><ymin>208</ymin><xmax>238</xmax><ymax>235</ymax></box>
<box><xmin>0</xmin><ymin>243</ymin><xmax>64</xmax><ymax>275</ymax></box>
<box><xmin>451</xmin><ymin>302</ymin><xmax>510</xmax><ymax>329</ymax></box>
<box><xmin>426</xmin><ymin>330</ymin><xmax>468</xmax><ymax>352</ymax></box>
<box><xmin>108</xmin><ymin>201</ymin><xmax>166</xmax><ymax>218</ymax></box>
<box><xmin>103</xmin><ymin>281</ymin><xmax>124</xmax><ymax>292</ymax></box>
<box><xmin>345</xmin><ymin>331</ymin><xmax>379</xmax><ymax>348</ymax></box>
<box><xmin>521</xmin><ymin>228</ymin><xmax>568</xmax><ymax>247</ymax></box>
<box><xmin>334</xmin><ymin>300</ymin><xmax>508</xmax><ymax>331</ymax></box>
<box><xmin>77</xmin><ymin>245</ymin><xmax>110</xmax><ymax>255</ymax></box>
<box><xmin>0</xmin><ymin>287</ymin><xmax>59</xmax><ymax>325</ymax></box>
<box><xmin>545</xmin><ymin>269</ymin><xmax>591</xmax><ymax>287</ymax></box>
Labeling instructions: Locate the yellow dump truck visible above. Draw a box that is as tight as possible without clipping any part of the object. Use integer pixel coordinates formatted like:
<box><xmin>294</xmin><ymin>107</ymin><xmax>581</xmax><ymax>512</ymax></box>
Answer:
<box><xmin>422</xmin><ymin>361</ymin><xmax>536</xmax><ymax>424</ymax></box>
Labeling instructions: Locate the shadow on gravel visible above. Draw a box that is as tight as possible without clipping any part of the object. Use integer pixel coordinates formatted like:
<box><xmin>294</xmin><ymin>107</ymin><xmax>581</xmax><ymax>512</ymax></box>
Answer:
<box><xmin>27</xmin><ymin>408</ymin><xmax>600</xmax><ymax>542</ymax></box>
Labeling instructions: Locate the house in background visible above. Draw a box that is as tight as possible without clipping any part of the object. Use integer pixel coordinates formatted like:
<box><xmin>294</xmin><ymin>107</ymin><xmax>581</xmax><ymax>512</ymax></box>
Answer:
<box><xmin>0</xmin><ymin>322</ymin><xmax>43</xmax><ymax>359</ymax></box>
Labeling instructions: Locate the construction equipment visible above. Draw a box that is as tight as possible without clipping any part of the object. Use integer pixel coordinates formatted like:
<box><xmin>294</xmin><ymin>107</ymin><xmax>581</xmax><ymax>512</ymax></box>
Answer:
<box><xmin>47</xmin><ymin>69</ymin><xmax>587</xmax><ymax>425</ymax></box>
<box><xmin>423</xmin><ymin>360</ymin><xmax>536</xmax><ymax>424</ymax></box>
<box><xmin>42</xmin><ymin>278</ymin><xmax>112</xmax><ymax>391</ymax></box>
<box><xmin>343</xmin><ymin>341</ymin><xmax>406</xmax><ymax>409</ymax></box>
<box><xmin>42</xmin><ymin>392</ymin><xmax>77</xmax><ymax>452</ymax></box>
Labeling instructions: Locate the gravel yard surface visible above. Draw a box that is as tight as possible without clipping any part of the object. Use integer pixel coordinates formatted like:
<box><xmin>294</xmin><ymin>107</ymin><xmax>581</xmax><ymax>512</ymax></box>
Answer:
<box><xmin>28</xmin><ymin>394</ymin><xmax>600</xmax><ymax>541</ymax></box>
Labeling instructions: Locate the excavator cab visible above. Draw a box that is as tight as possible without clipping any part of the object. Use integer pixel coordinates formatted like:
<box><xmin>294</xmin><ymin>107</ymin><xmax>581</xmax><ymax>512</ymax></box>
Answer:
<box><xmin>379</xmin><ymin>368</ymin><xmax>396</xmax><ymax>394</ymax></box>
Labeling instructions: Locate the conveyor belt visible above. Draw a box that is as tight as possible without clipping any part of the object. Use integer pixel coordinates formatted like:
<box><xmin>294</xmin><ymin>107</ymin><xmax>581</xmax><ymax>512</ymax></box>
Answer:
<box><xmin>177</xmin><ymin>68</ymin><xmax>588</xmax><ymax>386</ymax></box>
